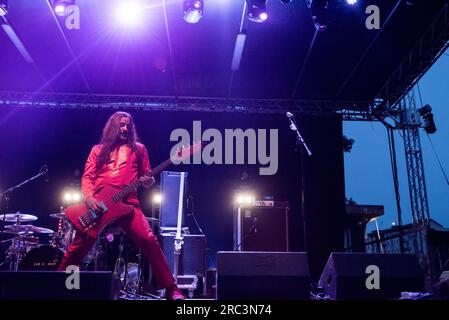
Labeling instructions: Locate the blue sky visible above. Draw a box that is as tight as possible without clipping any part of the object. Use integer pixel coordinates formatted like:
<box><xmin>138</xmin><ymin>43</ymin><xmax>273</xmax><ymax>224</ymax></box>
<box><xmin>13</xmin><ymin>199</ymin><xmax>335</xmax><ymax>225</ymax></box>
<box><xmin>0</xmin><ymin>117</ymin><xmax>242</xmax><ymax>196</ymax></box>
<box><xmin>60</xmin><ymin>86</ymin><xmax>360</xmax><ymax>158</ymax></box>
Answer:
<box><xmin>344</xmin><ymin>48</ymin><xmax>449</xmax><ymax>232</ymax></box>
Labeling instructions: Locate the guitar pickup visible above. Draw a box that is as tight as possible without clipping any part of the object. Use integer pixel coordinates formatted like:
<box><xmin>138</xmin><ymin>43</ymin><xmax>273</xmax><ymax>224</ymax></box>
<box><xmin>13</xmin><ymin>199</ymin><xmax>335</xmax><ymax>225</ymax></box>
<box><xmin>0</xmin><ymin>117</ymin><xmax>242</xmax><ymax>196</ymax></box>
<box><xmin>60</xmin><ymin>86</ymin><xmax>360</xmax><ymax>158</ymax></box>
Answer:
<box><xmin>99</xmin><ymin>202</ymin><xmax>108</xmax><ymax>213</ymax></box>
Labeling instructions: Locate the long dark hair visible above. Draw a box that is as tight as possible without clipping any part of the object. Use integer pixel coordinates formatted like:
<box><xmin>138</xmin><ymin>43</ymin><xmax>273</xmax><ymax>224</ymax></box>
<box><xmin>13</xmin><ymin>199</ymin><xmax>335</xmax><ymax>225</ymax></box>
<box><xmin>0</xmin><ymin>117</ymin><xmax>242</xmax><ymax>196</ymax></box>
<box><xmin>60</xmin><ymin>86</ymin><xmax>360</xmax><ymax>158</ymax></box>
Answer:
<box><xmin>96</xmin><ymin>111</ymin><xmax>141</xmax><ymax>171</ymax></box>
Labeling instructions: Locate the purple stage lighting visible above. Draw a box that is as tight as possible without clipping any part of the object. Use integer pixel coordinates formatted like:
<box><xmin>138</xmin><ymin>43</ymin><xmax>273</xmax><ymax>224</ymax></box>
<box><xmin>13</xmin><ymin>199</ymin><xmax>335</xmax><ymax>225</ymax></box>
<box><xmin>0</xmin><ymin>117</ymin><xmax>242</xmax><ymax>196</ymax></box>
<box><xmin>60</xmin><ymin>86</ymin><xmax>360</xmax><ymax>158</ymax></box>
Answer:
<box><xmin>51</xmin><ymin>0</ymin><xmax>75</xmax><ymax>17</ymax></box>
<box><xmin>183</xmin><ymin>0</ymin><xmax>204</xmax><ymax>24</ymax></box>
<box><xmin>54</xmin><ymin>4</ymin><xmax>66</xmax><ymax>16</ymax></box>
<box><xmin>0</xmin><ymin>0</ymin><xmax>8</xmax><ymax>16</ymax></box>
<box><xmin>115</xmin><ymin>1</ymin><xmax>143</xmax><ymax>27</ymax></box>
<box><xmin>246</xmin><ymin>0</ymin><xmax>268</xmax><ymax>23</ymax></box>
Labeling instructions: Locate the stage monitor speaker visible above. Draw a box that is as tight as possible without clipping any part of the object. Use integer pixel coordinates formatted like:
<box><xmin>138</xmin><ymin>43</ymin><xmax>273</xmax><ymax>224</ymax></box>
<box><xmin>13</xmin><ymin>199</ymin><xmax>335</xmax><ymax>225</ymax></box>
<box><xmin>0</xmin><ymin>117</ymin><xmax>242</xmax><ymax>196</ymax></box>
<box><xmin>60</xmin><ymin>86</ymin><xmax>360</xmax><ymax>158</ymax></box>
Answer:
<box><xmin>216</xmin><ymin>251</ymin><xmax>311</xmax><ymax>300</ymax></box>
<box><xmin>159</xmin><ymin>234</ymin><xmax>207</xmax><ymax>277</ymax></box>
<box><xmin>234</xmin><ymin>206</ymin><xmax>289</xmax><ymax>251</ymax></box>
<box><xmin>160</xmin><ymin>171</ymin><xmax>188</xmax><ymax>229</ymax></box>
<box><xmin>318</xmin><ymin>253</ymin><xmax>425</xmax><ymax>300</ymax></box>
<box><xmin>0</xmin><ymin>271</ymin><xmax>120</xmax><ymax>300</ymax></box>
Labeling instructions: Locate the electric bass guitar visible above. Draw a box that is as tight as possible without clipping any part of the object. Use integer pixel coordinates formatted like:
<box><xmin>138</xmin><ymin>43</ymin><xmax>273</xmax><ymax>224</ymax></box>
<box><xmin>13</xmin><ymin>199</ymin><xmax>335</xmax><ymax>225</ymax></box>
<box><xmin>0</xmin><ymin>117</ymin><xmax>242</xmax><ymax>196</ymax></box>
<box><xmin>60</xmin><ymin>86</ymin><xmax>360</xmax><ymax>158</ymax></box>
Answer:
<box><xmin>65</xmin><ymin>142</ymin><xmax>203</xmax><ymax>238</ymax></box>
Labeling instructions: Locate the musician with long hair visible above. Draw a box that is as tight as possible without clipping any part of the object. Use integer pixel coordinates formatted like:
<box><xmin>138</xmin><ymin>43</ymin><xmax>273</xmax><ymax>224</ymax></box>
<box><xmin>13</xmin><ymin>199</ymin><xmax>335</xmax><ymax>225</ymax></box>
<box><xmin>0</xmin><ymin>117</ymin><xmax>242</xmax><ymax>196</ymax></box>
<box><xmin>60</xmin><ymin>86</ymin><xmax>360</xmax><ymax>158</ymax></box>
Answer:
<box><xmin>58</xmin><ymin>111</ymin><xmax>184</xmax><ymax>300</ymax></box>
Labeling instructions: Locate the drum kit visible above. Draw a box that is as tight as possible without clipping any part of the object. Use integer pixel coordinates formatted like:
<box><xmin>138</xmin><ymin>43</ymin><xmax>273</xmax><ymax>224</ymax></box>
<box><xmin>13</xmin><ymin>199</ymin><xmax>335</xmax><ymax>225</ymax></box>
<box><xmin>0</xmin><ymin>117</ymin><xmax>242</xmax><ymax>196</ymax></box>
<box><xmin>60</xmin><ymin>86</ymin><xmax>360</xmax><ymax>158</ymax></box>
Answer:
<box><xmin>1</xmin><ymin>210</ymin><xmax>160</xmax><ymax>283</ymax></box>
<box><xmin>1</xmin><ymin>210</ymin><xmax>161</xmax><ymax>296</ymax></box>
<box><xmin>0</xmin><ymin>210</ymin><xmax>74</xmax><ymax>271</ymax></box>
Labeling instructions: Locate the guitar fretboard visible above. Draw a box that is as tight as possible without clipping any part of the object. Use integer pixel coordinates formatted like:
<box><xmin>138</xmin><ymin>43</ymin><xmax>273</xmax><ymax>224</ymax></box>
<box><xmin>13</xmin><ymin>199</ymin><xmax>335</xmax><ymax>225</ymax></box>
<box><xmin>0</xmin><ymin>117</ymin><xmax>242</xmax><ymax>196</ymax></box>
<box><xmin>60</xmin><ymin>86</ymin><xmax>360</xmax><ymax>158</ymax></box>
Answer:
<box><xmin>111</xmin><ymin>157</ymin><xmax>173</xmax><ymax>203</ymax></box>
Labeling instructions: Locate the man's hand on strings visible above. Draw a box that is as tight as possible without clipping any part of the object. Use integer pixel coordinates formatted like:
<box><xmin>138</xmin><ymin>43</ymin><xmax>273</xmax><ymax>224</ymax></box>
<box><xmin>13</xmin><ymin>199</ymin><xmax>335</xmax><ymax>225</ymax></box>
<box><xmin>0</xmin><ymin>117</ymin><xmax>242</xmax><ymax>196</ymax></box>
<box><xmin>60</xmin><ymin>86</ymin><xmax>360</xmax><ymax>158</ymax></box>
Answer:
<box><xmin>140</xmin><ymin>174</ymin><xmax>155</xmax><ymax>189</ymax></box>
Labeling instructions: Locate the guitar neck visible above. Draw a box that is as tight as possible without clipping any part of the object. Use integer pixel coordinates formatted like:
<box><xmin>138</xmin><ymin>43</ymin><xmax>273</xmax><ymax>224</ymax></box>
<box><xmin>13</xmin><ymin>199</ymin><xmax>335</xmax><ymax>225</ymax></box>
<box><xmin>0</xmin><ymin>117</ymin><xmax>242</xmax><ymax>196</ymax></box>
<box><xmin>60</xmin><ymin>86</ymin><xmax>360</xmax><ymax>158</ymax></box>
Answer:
<box><xmin>111</xmin><ymin>157</ymin><xmax>173</xmax><ymax>203</ymax></box>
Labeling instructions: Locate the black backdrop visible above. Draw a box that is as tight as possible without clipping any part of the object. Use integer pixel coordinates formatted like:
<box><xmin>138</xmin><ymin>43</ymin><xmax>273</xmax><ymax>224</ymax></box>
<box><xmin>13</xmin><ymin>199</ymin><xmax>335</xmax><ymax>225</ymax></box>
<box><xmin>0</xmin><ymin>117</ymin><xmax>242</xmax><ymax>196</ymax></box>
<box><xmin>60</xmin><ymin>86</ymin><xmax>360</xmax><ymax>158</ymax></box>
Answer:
<box><xmin>0</xmin><ymin>106</ymin><xmax>345</xmax><ymax>279</ymax></box>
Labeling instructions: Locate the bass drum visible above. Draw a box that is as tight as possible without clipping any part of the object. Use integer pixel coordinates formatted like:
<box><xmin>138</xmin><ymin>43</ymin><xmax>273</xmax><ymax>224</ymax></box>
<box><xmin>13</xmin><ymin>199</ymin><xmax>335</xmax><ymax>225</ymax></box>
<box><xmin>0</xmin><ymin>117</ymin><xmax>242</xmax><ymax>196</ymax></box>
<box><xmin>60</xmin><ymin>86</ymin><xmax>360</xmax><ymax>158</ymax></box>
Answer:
<box><xmin>19</xmin><ymin>245</ymin><xmax>64</xmax><ymax>271</ymax></box>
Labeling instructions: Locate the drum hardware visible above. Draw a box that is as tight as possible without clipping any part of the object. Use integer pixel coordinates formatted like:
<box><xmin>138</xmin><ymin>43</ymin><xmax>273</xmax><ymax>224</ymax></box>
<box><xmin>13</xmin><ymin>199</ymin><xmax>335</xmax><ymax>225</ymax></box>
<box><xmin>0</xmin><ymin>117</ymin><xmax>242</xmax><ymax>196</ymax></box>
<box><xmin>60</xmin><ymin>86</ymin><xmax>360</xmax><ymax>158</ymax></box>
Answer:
<box><xmin>110</xmin><ymin>233</ymin><xmax>159</xmax><ymax>299</ymax></box>
<box><xmin>49</xmin><ymin>211</ymin><xmax>66</xmax><ymax>219</ymax></box>
<box><xmin>3</xmin><ymin>231</ymin><xmax>39</xmax><ymax>271</ymax></box>
<box><xmin>0</xmin><ymin>211</ymin><xmax>57</xmax><ymax>271</ymax></box>
<box><xmin>49</xmin><ymin>209</ymin><xmax>75</xmax><ymax>251</ymax></box>
<box><xmin>0</xmin><ymin>166</ymin><xmax>49</xmax><ymax>269</ymax></box>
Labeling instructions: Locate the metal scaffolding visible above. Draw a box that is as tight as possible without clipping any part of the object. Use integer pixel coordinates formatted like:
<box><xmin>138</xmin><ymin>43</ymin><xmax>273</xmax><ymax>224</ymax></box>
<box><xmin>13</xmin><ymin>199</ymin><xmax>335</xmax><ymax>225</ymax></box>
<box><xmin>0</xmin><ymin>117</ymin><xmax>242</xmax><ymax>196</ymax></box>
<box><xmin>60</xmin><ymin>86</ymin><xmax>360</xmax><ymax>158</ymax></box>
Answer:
<box><xmin>399</xmin><ymin>92</ymin><xmax>432</xmax><ymax>281</ymax></box>
<box><xmin>370</xmin><ymin>4</ymin><xmax>449</xmax><ymax>283</ymax></box>
<box><xmin>0</xmin><ymin>90</ymin><xmax>374</xmax><ymax>120</ymax></box>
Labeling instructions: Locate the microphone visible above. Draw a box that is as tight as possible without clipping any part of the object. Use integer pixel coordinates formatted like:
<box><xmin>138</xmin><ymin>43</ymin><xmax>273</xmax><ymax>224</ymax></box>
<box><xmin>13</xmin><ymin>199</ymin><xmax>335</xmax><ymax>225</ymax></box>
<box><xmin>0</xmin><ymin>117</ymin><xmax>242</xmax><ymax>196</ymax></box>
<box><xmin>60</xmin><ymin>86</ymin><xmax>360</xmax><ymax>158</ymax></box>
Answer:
<box><xmin>41</xmin><ymin>165</ymin><xmax>49</xmax><ymax>182</ymax></box>
<box><xmin>286</xmin><ymin>112</ymin><xmax>298</xmax><ymax>131</ymax></box>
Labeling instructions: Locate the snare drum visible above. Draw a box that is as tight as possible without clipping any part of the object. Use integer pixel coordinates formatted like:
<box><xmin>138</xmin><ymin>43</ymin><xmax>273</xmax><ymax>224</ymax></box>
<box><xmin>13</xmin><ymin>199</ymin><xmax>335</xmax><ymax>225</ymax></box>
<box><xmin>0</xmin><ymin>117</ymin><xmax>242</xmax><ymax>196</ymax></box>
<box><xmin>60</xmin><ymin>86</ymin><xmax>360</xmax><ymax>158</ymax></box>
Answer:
<box><xmin>19</xmin><ymin>245</ymin><xmax>64</xmax><ymax>271</ymax></box>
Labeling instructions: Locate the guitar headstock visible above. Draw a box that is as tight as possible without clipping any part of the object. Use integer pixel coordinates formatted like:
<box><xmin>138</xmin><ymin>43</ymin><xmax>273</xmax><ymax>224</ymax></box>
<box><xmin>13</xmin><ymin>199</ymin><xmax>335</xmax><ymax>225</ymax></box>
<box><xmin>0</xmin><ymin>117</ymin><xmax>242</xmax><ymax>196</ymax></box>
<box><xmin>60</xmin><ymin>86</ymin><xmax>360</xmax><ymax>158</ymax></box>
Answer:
<box><xmin>171</xmin><ymin>141</ymin><xmax>204</xmax><ymax>164</ymax></box>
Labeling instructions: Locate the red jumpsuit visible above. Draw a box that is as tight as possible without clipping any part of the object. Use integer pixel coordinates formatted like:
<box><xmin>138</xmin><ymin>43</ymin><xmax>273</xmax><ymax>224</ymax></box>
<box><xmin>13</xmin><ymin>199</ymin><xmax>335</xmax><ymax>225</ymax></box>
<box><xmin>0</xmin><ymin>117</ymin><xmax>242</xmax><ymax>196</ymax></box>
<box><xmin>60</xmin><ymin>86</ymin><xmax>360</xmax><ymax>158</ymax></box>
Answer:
<box><xmin>58</xmin><ymin>143</ymin><xmax>176</xmax><ymax>290</ymax></box>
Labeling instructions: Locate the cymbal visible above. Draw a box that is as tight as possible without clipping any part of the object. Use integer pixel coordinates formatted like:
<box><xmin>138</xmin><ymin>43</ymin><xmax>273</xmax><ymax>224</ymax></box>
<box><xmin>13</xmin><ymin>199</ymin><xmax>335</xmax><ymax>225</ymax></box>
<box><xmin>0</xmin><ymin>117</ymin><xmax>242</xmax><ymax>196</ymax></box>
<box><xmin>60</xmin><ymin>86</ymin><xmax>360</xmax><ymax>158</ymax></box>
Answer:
<box><xmin>0</xmin><ymin>213</ymin><xmax>38</xmax><ymax>223</ymax></box>
<box><xmin>5</xmin><ymin>224</ymin><xmax>53</xmax><ymax>234</ymax></box>
<box><xmin>31</xmin><ymin>226</ymin><xmax>54</xmax><ymax>234</ymax></box>
<box><xmin>3</xmin><ymin>229</ymin><xmax>33</xmax><ymax>235</ymax></box>
<box><xmin>5</xmin><ymin>225</ymin><xmax>35</xmax><ymax>233</ymax></box>
<box><xmin>49</xmin><ymin>212</ymin><xmax>66</xmax><ymax>219</ymax></box>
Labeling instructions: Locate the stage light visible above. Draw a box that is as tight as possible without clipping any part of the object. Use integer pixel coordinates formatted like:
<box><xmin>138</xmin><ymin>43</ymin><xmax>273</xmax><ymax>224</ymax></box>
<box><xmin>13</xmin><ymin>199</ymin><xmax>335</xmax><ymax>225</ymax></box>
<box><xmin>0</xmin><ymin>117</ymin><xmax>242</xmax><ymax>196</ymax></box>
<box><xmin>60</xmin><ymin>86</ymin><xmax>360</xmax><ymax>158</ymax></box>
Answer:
<box><xmin>244</xmin><ymin>195</ymin><xmax>255</xmax><ymax>204</ymax></box>
<box><xmin>306</xmin><ymin>0</ymin><xmax>328</xmax><ymax>31</ymax></box>
<box><xmin>346</xmin><ymin>0</ymin><xmax>357</xmax><ymax>5</ymax></box>
<box><xmin>50</xmin><ymin>0</ymin><xmax>75</xmax><ymax>17</ymax></box>
<box><xmin>246</xmin><ymin>0</ymin><xmax>268</xmax><ymax>23</ymax></box>
<box><xmin>115</xmin><ymin>1</ymin><xmax>143</xmax><ymax>27</ymax></box>
<box><xmin>0</xmin><ymin>0</ymin><xmax>8</xmax><ymax>17</ymax></box>
<box><xmin>72</xmin><ymin>192</ymin><xmax>81</xmax><ymax>202</ymax></box>
<box><xmin>419</xmin><ymin>104</ymin><xmax>437</xmax><ymax>134</ymax></box>
<box><xmin>62</xmin><ymin>189</ymin><xmax>82</xmax><ymax>204</ymax></box>
<box><xmin>152</xmin><ymin>193</ymin><xmax>162</xmax><ymax>204</ymax></box>
<box><xmin>63</xmin><ymin>192</ymin><xmax>72</xmax><ymax>202</ymax></box>
<box><xmin>235</xmin><ymin>192</ymin><xmax>255</xmax><ymax>205</ymax></box>
<box><xmin>183</xmin><ymin>0</ymin><xmax>204</xmax><ymax>24</ymax></box>
<box><xmin>235</xmin><ymin>194</ymin><xmax>245</xmax><ymax>205</ymax></box>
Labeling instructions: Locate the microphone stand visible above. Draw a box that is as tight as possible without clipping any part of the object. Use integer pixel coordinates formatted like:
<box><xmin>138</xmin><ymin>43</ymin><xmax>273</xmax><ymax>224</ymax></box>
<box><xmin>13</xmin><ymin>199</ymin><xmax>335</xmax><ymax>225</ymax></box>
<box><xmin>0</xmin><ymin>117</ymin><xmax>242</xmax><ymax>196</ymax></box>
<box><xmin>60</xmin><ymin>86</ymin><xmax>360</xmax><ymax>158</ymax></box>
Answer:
<box><xmin>287</xmin><ymin>114</ymin><xmax>312</xmax><ymax>157</ymax></box>
<box><xmin>0</xmin><ymin>166</ymin><xmax>48</xmax><ymax>242</ymax></box>
<box><xmin>286</xmin><ymin>114</ymin><xmax>312</xmax><ymax>252</ymax></box>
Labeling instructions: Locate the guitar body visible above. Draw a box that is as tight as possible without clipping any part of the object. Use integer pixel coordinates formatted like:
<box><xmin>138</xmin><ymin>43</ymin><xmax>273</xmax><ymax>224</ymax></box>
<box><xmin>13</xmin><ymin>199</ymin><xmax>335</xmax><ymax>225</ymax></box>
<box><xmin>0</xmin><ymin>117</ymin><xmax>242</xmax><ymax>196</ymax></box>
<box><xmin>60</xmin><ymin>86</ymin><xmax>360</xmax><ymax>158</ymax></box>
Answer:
<box><xmin>65</xmin><ymin>186</ymin><xmax>134</xmax><ymax>238</ymax></box>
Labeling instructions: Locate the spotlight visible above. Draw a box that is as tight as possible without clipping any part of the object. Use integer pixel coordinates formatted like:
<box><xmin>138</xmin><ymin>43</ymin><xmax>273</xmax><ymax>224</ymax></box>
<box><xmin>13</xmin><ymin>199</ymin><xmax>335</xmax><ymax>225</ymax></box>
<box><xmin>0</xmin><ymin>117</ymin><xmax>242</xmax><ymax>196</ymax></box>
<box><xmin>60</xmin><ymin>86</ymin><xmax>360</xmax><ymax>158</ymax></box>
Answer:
<box><xmin>50</xmin><ymin>0</ymin><xmax>75</xmax><ymax>17</ymax></box>
<box><xmin>183</xmin><ymin>0</ymin><xmax>204</xmax><ymax>24</ymax></box>
<box><xmin>234</xmin><ymin>192</ymin><xmax>255</xmax><ymax>205</ymax></box>
<box><xmin>72</xmin><ymin>192</ymin><xmax>81</xmax><ymax>202</ymax></box>
<box><xmin>236</xmin><ymin>195</ymin><xmax>245</xmax><ymax>205</ymax></box>
<box><xmin>346</xmin><ymin>0</ymin><xmax>357</xmax><ymax>5</ymax></box>
<box><xmin>152</xmin><ymin>193</ymin><xmax>162</xmax><ymax>204</ymax></box>
<box><xmin>306</xmin><ymin>0</ymin><xmax>328</xmax><ymax>31</ymax></box>
<box><xmin>244</xmin><ymin>195</ymin><xmax>255</xmax><ymax>204</ymax></box>
<box><xmin>115</xmin><ymin>1</ymin><xmax>143</xmax><ymax>27</ymax></box>
<box><xmin>0</xmin><ymin>0</ymin><xmax>8</xmax><ymax>17</ymax></box>
<box><xmin>419</xmin><ymin>104</ymin><xmax>437</xmax><ymax>134</ymax></box>
<box><xmin>63</xmin><ymin>192</ymin><xmax>72</xmax><ymax>202</ymax></box>
<box><xmin>62</xmin><ymin>189</ymin><xmax>82</xmax><ymax>204</ymax></box>
<box><xmin>246</xmin><ymin>0</ymin><xmax>268</xmax><ymax>23</ymax></box>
